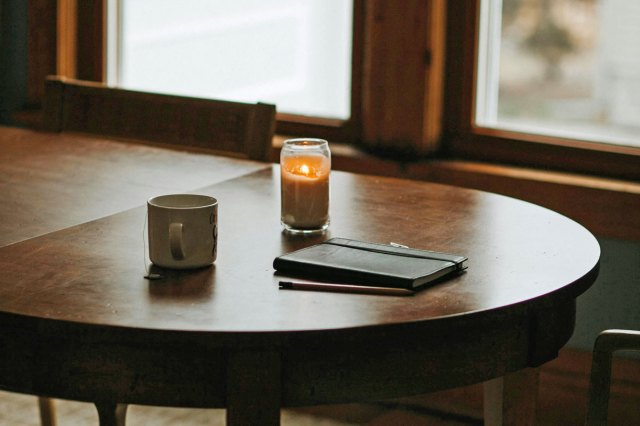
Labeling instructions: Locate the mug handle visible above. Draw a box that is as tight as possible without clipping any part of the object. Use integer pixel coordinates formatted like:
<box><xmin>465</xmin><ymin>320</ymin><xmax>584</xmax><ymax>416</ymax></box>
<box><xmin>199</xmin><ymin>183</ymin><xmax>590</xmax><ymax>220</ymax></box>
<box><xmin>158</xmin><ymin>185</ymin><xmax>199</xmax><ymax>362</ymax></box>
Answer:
<box><xmin>169</xmin><ymin>223</ymin><xmax>186</xmax><ymax>260</ymax></box>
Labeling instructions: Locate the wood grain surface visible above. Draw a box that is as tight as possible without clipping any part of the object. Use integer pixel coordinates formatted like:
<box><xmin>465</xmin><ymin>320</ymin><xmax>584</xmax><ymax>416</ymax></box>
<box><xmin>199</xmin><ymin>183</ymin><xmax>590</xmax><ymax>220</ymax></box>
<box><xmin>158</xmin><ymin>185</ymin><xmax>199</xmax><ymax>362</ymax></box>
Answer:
<box><xmin>0</xmin><ymin>166</ymin><xmax>600</xmax><ymax>333</ymax></box>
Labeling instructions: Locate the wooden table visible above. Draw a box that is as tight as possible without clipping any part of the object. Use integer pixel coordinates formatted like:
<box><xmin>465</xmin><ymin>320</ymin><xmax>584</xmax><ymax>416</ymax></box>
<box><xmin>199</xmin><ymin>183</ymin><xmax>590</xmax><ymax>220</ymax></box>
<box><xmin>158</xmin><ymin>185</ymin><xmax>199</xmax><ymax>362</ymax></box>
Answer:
<box><xmin>0</xmin><ymin>127</ymin><xmax>600</xmax><ymax>425</ymax></box>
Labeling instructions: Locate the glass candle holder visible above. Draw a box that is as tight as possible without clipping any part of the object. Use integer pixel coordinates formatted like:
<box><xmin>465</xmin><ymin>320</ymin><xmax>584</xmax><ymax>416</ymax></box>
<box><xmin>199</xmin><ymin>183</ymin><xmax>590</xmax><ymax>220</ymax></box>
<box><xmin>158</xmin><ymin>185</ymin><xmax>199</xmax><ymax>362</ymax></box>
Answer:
<box><xmin>280</xmin><ymin>138</ymin><xmax>331</xmax><ymax>233</ymax></box>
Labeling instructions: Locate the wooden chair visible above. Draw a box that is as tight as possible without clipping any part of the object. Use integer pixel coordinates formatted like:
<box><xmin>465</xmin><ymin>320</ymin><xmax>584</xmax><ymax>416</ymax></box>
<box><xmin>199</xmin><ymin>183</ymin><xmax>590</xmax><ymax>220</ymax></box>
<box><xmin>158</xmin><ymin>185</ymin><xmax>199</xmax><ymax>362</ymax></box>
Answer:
<box><xmin>586</xmin><ymin>329</ymin><xmax>640</xmax><ymax>426</ymax></box>
<box><xmin>43</xmin><ymin>76</ymin><xmax>276</xmax><ymax>161</ymax></box>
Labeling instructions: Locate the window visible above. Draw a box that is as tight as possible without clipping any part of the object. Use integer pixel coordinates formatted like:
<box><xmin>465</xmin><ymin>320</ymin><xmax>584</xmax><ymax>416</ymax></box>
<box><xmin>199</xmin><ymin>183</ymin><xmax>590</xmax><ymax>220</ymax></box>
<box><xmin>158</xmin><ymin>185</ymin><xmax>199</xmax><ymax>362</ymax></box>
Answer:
<box><xmin>109</xmin><ymin>0</ymin><xmax>445</xmax><ymax>152</ymax></box>
<box><xmin>24</xmin><ymin>0</ymin><xmax>640</xmax><ymax>180</ymax></box>
<box><xmin>476</xmin><ymin>0</ymin><xmax>640</xmax><ymax>149</ymax></box>
<box><xmin>444</xmin><ymin>1</ymin><xmax>640</xmax><ymax>180</ymax></box>
<box><xmin>111</xmin><ymin>0</ymin><xmax>353</xmax><ymax>121</ymax></box>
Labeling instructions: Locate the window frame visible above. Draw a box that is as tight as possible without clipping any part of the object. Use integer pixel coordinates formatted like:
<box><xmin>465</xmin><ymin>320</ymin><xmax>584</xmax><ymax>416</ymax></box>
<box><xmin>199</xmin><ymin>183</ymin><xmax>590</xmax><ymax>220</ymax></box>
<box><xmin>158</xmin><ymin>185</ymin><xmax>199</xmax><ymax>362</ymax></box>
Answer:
<box><xmin>26</xmin><ymin>0</ymin><xmax>105</xmax><ymax>105</ymax></box>
<box><xmin>27</xmin><ymin>0</ymin><xmax>640</xmax><ymax>181</ymax></box>
<box><xmin>442</xmin><ymin>1</ymin><xmax>640</xmax><ymax>181</ymax></box>
<box><xmin>33</xmin><ymin>0</ymin><xmax>446</xmax><ymax>155</ymax></box>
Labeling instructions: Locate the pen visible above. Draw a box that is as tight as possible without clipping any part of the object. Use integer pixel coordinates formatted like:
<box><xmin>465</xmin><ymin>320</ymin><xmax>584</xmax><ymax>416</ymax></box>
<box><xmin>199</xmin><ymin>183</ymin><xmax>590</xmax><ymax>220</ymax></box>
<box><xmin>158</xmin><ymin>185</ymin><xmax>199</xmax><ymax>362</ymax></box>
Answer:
<box><xmin>279</xmin><ymin>281</ymin><xmax>414</xmax><ymax>296</ymax></box>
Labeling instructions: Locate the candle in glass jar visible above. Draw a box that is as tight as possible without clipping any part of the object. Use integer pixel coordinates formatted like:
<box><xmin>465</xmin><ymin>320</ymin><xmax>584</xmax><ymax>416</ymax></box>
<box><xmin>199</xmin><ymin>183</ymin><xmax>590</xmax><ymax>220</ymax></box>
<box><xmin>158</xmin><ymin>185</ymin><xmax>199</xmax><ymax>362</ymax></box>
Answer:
<box><xmin>280</xmin><ymin>139</ymin><xmax>330</xmax><ymax>233</ymax></box>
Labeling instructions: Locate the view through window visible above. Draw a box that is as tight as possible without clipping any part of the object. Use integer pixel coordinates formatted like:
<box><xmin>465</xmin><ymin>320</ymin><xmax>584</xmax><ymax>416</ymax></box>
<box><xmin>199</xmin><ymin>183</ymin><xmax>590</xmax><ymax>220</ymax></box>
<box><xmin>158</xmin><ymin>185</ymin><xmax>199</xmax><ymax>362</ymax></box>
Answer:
<box><xmin>111</xmin><ymin>0</ymin><xmax>353</xmax><ymax>120</ymax></box>
<box><xmin>476</xmin><ymin>0</ymin><xmax>640</xmax><ymax>148</ymax></box>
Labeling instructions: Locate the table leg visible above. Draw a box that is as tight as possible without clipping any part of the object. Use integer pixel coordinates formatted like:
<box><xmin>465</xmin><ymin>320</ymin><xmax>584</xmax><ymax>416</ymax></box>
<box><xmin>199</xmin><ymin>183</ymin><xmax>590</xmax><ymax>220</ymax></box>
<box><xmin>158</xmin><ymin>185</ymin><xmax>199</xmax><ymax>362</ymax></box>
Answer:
<box><xmin>226</xmin><ymin>349</ymin><xmax>281</xmax><ymax>426</ymax></box>
<box><xmin>483</xmin><ymin>368</ymin><xmax>540</xmax><ymax>426</ymax></box>
<box><xmin>94</xmin><ymin>402</ymin><xmax>128</xmax><ymax>426</ymax></box>
<box><xmin>38</xmin><ymin>397</ymin><xmax>56</xmax><ymax>426</ymax></box>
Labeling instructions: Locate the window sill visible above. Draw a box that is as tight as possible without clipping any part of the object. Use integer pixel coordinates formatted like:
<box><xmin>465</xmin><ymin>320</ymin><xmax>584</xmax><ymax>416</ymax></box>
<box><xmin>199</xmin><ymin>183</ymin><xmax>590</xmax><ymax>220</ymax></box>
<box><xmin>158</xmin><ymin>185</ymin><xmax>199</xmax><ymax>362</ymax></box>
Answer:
<box><xmin>272</xmin><ymin>138</ymin><xmax>640</xmax><ymax>242</ymax></box>
<box><xmin>410</xmin><ymin>160</ymin><xmax>640</xmax><ymax>242</ymax></box>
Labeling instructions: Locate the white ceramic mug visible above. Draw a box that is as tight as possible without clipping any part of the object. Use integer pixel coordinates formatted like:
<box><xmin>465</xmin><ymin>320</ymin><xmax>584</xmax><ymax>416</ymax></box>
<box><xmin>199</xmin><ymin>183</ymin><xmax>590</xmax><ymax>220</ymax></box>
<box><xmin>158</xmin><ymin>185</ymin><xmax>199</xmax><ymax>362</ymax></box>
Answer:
<box><xmin>147</xmin><ymin>194</ymin><xmax>218</xmax><ymax>269</ymax></box>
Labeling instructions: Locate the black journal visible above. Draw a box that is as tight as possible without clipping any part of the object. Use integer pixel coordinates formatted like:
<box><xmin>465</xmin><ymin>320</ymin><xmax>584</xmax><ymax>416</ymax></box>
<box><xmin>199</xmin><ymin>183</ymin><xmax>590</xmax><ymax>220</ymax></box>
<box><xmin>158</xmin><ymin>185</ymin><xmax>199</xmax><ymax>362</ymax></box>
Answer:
<box><xmin>273</xmin><ymin>238</ymin><xmax>467</xmax><ymax>290</ymax></box>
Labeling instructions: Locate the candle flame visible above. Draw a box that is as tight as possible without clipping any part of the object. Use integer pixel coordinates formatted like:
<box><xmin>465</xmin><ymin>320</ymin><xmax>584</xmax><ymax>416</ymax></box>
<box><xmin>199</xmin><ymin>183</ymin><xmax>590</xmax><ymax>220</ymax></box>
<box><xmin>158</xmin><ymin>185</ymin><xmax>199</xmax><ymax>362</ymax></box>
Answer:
<box><xmin>300</xmin><ymin>164</ymin><xmax>310</xmax><ymax>176</ymax></box>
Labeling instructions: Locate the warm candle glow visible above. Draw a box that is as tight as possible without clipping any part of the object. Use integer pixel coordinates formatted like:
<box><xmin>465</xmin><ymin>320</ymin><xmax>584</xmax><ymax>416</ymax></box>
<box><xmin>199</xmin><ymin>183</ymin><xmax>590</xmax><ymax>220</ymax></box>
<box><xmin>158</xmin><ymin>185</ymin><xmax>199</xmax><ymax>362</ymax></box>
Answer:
<box><xmin>281</xmin><ymin>155</ymin><xmax>330</xmax><ymax>231</ymax></box>
<box><xmin>280</xmin><ymin>138</ymin><xmax>331</xmax><ymax>233</ymax></box>
<box><xmin>283</xmin><ymin>156</ymin><xmax>327</xmax><ymax>178</ymax></box>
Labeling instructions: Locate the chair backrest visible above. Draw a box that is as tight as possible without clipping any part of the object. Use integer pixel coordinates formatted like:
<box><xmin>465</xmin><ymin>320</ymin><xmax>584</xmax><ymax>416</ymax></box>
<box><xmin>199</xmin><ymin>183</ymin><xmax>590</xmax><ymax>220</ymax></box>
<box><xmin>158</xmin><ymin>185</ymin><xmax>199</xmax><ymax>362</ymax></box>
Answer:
<box><xmin>43</xmin><ymin>76</ymin><xmax>276</xmax><ymax>161</ymax></box>
<box><xmin>586</xmin><ymin>329</ymin><xmax>640</xmax><ymax>426</ymax></box>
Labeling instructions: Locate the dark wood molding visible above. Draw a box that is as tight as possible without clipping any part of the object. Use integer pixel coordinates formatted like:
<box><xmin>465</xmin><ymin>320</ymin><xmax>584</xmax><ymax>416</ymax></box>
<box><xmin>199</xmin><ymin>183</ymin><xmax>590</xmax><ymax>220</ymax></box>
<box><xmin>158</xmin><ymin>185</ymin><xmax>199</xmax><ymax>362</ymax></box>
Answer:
<box><xmin>76</xmin><ymin>0</ymin><xmax>105</xmax><ymax>81</ymax></box>
<box><xmin>26</xmin><ymin>0</ymin><xmax>104</xmax><ymax>109</ymax></box>
<box><xmin>360</xmin><ymin>0</ymin><xmax>445</xmax><ymax>155</ymax></box>
<box><xmin>27</xmin><ymin>0</ymin><xmax>58</xmax><ymax>105</ymax></box>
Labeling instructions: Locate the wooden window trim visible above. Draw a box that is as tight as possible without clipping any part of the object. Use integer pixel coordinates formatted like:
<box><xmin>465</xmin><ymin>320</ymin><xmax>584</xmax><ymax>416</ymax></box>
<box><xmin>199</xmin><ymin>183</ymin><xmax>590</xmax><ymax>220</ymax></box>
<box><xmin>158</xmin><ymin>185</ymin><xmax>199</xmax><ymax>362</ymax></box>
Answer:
<box><xmin>28</xmin><ymin>1</ymin><xmax>640</xmax><ymax>182</ymax></box>
<box><xmin>442</xmin><ymin>0</ymin><xmax>640</xmax><ymax>182</ymax></box>
<box><xmin>26</xmin><ymin>0</ymin><xmax>104</xmax><ymax>107</ymax></box>
<box><xmin>75</xmin><ymin>0</ymin><xmax>105</xmax><ymax>81</ymax></box>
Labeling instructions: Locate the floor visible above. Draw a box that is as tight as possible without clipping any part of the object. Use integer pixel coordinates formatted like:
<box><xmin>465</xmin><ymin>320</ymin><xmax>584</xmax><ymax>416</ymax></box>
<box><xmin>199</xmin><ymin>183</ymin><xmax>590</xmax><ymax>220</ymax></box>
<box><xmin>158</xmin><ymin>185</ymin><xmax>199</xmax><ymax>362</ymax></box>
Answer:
<box><xmin>0</xmin><ymin>391</ymin><xmax>478</xmax><ymax>426</ymax></box>
<box><xmin>1</xmin><ymin>349</ymin><xmax>638</xmax><ymax>425</ymax></box>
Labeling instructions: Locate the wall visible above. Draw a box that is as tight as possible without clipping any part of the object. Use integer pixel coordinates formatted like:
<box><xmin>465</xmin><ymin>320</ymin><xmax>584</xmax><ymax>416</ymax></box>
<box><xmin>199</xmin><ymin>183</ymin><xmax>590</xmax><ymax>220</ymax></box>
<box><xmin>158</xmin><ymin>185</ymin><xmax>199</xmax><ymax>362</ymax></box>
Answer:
<box><xmin>0</xmin><ymin>0</ymin><xmax>27</xmax><ymax>125</ymax></box>
<box><xmin>570</xmin><ymin>237</ymin><xmax>640</xmax><ymax>352</ymax></box>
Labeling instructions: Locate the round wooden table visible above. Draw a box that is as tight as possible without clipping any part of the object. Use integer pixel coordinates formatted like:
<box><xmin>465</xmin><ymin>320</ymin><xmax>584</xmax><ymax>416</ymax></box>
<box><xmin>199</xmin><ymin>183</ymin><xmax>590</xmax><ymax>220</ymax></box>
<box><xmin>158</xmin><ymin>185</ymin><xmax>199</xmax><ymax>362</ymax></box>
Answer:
<box><xmin>0</xmin><ymin>166</ymin><xmax>600</xmax><ymax>425</ymax></box>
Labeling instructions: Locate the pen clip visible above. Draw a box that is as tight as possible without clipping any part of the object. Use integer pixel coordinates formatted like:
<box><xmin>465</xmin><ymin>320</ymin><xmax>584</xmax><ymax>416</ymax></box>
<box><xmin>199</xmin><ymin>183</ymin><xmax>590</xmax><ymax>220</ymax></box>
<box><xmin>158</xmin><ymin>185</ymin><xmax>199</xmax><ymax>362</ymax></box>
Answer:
<box><xmin>389</xmin><ymin>242</ymin><xmax>409</xmax><ymax>248</ymax></box>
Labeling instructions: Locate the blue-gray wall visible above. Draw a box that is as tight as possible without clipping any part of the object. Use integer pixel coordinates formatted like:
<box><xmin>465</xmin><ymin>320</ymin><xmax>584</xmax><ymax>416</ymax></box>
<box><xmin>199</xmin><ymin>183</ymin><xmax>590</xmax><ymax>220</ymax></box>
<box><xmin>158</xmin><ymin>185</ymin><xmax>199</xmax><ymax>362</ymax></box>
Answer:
<box><xmin>569</xmin><ymin>237</ymin><xmax>640</xmax><ymax>354</ymax></box>
<box><xmin>0</xmin><ymin>0</ymin><xmax>28</xmax><ymax>125</ymax></box>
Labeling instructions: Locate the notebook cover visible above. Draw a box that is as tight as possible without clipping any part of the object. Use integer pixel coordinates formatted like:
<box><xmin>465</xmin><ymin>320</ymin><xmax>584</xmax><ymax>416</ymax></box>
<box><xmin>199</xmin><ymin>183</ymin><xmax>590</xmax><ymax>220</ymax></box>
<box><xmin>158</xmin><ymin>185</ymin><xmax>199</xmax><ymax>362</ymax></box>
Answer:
<box><xmin>273</xmin><ymin>238</ymin><xmax>467</xmax><ymax>289</ymax></box>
